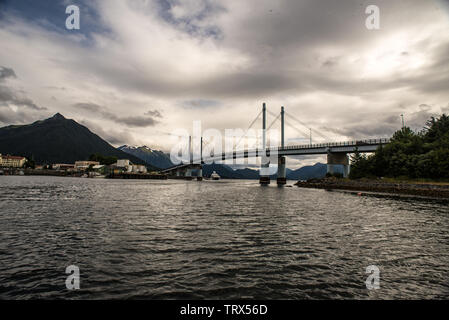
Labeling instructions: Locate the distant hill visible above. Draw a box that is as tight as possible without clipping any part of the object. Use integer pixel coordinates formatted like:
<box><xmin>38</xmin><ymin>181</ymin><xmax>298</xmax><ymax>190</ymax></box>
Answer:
<box><xmin>202</xmin><ymin>163</ymin><xmax>248</xmax><ymax>179</ymax></box>
<box><xmin>201</xmin><ymin>163</ymin><xmax>326</xmax><ymax>180</ymax></box>
<box><xmin>118</xmin><ymin>145</ymin><xmax>173</xmax><ymax>169</ymax></box>
<box><xmin>234</xmin><ymin>167</ymin><xmax>260</xmax><ymax>179</ymax></box>
<box><xmin>286</xmin><ymin>163</ymin><xmax>327</xmax><ymax>180</ymax></box>
<box><xmin>0</xmin><ymin>113</ymin><xmax>148</xmax><ymax>166</ymax></box>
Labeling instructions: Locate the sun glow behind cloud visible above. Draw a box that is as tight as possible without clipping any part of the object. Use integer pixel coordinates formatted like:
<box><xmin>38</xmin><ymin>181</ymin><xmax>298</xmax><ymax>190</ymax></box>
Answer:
<box><xmin>360</xmin><ymin>31</ymin><xmax>428</xmax><ymax>78</ymax></box>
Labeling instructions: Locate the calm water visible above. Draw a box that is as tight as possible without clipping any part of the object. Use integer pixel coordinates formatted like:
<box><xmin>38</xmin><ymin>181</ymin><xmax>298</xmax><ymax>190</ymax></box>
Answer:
<box><xmin>0</xmin><ymin>176</ymin><xmax>448</xmax><ymax>299</ymax></box>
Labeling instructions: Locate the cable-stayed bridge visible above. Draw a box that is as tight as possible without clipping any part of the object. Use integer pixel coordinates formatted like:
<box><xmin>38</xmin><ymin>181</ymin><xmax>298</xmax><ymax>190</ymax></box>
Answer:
<box><xmin>162</xmin><ymin>103</ymin><xmax>390</xmax><ymax>185</ymax></box>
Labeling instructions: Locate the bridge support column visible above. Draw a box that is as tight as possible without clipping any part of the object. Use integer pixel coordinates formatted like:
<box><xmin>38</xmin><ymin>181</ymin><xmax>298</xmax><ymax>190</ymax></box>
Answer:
<box><xmin>259</xmin><ymin>172</ymin><xmax>270</xmax><ymax>185</ymax></box>
<box><xmin>197</xmin><ymin>166</ymin><xmax>203</xmax><ymax>181</ymax></box>
<box><xmin>277</xmin><ymin>106</ymin><xmax>286</xmax><ymax>186</ymax></box>
<box><xmin>327</xmin><ymin>153</ymin><xmax>350</xmax><ymax>178</ymax></box>
<box><xmin>277</xmin><ymin>156</ymin><xmax>286</xmax><ymax>186</ymax></box>
<box><xmin>259</xmin><ymin>102</ymin><xmax>270</xmax><ymax>185</ymax></box>
<box><xmin>197</xmin><ymin>137</ymin><xmax>203</xmax><ymax>181</ymax></box>
<box><xmin>343</xmin><ymin>163</ymin><xmax>350</xmax><ymax>178</ymax></box>
<box><xmin>185</xmin><ymin>167</ymin><xmax>193</xmax><ymax>180</ymax></box>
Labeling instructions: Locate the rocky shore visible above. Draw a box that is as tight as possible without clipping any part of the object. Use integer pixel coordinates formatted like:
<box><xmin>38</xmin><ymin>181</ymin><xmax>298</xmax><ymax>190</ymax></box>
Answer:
<box><xmin>295</xmin><ymin>177</ymin><xmax>449</xmax><ymax>198</ymax></box>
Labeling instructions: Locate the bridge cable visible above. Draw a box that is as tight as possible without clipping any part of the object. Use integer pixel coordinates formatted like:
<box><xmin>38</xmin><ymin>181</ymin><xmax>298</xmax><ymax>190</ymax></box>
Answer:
<box><xmin>266</xmin><ymin>109</ymin><xmax>309</xmax><ymax>141</ymax></box>
<box><xmin>267</xmin><ymin>109</ymin><xmax>314</xmax><ymax>145</ymax></box>
<box><xmin>267</xmin><ymin>113</ymin><xmax>280</xmax><ymax>130</ymax></box>
<box><xmin>265</xmin><ymin>113</ymin><xmax>281</xmax><ymax>147</ymax></box>
<box><xmin>233</xmin><ymin>109</ymin><xmax>263</xmax><ymax>152</ymax></box>
<box><xmin>283</xmin><ymin>118</ymin><xmax>310</xmax><ymax>141</ymax></box>
<box><xmin>285</xmin><ymin>111</ymin><xmax>332</xmax><ymax>142</ymax></box>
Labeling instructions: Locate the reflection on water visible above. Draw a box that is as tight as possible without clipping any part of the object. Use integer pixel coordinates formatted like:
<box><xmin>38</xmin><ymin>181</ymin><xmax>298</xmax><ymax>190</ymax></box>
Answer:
<box><xmin>0</xmin><ymin>176</ymin><xmax>448</xmax><ymax>299</ymax></box>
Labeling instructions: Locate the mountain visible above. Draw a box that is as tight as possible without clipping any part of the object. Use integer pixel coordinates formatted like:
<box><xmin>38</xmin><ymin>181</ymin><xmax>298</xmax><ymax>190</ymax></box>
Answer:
<box><xmin>200</xmin><ymin>163</ymin><xmax>326</xmax><ymax>180</ymax></box>
<box><xmin>202</xmin><ymin>163</ymin><xmax>245</xmax><ymax>179</ymax></box>
<box><xmin>0</xmin><ymin>113</ymin><xmax>148</xmax><ymax>166</ymax></box>
<box><xmin>118</xmin><ymin>145</ymin><xmax>173</xmax><ymax>169</ymax></box>
<box><xmin>286</xmin><ymin>163</ymin><xmax>327</xmax><ymax>180</ymax></box>
<box><xmin>234</xmin><ymin>167</ymin><xmax>260</xmax><ymax>179</ymax></box>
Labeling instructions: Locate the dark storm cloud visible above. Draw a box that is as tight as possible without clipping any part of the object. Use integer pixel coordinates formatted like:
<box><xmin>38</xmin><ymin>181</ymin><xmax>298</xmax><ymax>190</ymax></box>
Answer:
<box><xmin>321</xmin><ymin>104</ymin><xmax>445</xmax><ymax>139</ymax></box>
<box><xmin>145</xmin><ymin>109</ymin><xmax>163</xmax><ymax>118</ymax></box>
<box><xmin>221</xmin><ymin>0</ymin><xmax>437</xmax><ymax>52</ymax></box>
<box><xmin>0</xmin><ymin>66</ymin><xmax>46</xmax><ymax>111</ymax></box>
<box><xmin>0</xmin><ymin>86</ymin><xmax>46</xmax><ymax>110</ymax></box>
<box><xmin>1</xmin><ymin>0</ymin><xmax>448</xmax><ymax>147</ymax></box>
<box><xmin>79</xmin><ymin>119</ymin><xmax>140</xmax><ymax>146</ymax></box>
<box><xmin>156</xmin><ymin>0</ymin><xmax>225</xmax><ymax>39</ymax></box>
<box><xmin>74</xmin><ymin>102</ymin><xmax>103</xmax><ymax>113</ymax></box>
<box><xmin>181</xmin><ymin>99</ymin><xmax>221</xmax><ymax>109</ymax></box>
<box><xmin>0</xmin><ymin>66</ymin><xmax>16</xmax><ymax>81</ymax></box>
<box><xmin>74</xmin><ymin>102</ymin><xmax>160</xmax><ymax>127</ymax></box>
<box><xmin>0</xmin><ymin>107</ymin><xmax>45</xmax><ymax>125</ymax></box>
<box><xmin>115</xmin><ymin>116</ymin><xmax>158</xmax><ymax>127</ymax></box>
<box><xmin>5</xmin><ymin>0</ymin><xmax>439</xmax><ymax>106</ymax></box>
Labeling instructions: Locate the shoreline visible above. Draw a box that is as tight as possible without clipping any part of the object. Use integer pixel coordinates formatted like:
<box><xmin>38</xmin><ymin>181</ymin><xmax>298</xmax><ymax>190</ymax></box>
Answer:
<box><xmin>295</xmin><ymin>178</ymin><xmax>449</xmax><ymax>199</ymax></box>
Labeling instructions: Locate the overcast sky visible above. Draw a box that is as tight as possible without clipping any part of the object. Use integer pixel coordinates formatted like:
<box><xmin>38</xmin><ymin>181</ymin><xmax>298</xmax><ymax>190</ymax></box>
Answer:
<box><xmin>1</xmin><ymin>0</ymin><xmax>449</xmax><ymax>167</ymax></box>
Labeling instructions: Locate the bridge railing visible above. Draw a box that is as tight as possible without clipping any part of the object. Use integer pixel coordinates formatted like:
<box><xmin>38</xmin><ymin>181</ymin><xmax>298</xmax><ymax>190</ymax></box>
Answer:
<box><xmin>274</xmin><ymin>138</ymin><xmax>390</xmax><ymax>151</ymax></box>
<box><xmin>204</xmin><ymin>138</ymin><xmax>390</xmax><ymax>159</ymax></box>
<box><xmin>164</xmin><ymin>138</ymin><xmax>391</xmax><ymax>170</ymax></box>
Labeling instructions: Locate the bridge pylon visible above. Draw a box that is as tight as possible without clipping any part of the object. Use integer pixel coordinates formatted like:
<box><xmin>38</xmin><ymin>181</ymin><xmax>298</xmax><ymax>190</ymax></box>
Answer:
<box><xmin>277</xmin><ymin>106</ymin><xmax>286</xmax><ymax>186</ymax></box>
<box><xmin>259</xmin><ymin>102</ymin><xmax>270</xmax><ymax>185</ymax></box>
<box><xmin>197</xmin><ymin>137</ymin><xmax>203</xmax><ymax>181</ymax></box>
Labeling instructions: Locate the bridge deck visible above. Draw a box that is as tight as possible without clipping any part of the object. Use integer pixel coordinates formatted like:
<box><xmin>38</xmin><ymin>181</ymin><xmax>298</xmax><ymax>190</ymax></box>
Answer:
<box><xmin>162</xmin><ymin>138</ymin><xmax>389</xmax><ymax>173</ymax></box>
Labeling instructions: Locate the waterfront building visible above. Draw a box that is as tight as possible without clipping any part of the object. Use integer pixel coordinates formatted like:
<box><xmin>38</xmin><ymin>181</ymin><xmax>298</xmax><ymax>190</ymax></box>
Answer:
<box><xmin>92</xmin><ymin>164</ymin><xmax>107</xmax><ymax>174</ymax></box>
<box><xmin>112</xmin><ymin>159</ymin><xmax>147</xmax><ymax>174</ymax></box>
<box><xmin>74</xmin><ymin>161</ymin><xmax>100</xmax><ymax>171</ymax></box>
<box><xmin>114</xmin><ymin>159</ymin><xmax>132</xmax><ymax>173</ymax></box>
<box><xmin>116</xmin><ymin>159</ymin><xmax>130</xmax><ymax>168</ymax></box>
<box><xmin>0</xmin><ymin>154</ymin><xmax>26</xmax><ymax>168</ymax></box>
<box><xmin>53</xmin><ymin>164</ymin><xmax>76</xmax><ymax>171</ymax></box>
<box><xmin>132</xmin><ymin>164</ymin><xmax>147</xmax><ymax>174</ymax></box>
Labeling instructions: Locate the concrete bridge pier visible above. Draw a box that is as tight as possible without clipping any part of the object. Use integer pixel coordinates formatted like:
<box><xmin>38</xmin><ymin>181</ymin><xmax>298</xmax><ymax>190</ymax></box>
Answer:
<box><xmin>260</xmin><ymin>157</ymin><xmax>271</xmax><ymax>185</ymax></box>
<box><xmin>277</xmin><ymin>156</ymin><xmax>287</xmax><ymax>186</ymax></box>
<box><xmin>259</xmin><ymin>169</ymin><xmax>270</xmax><ymax>185</ymax></box>
<box><xmin>185</xmin><ymin>167</ymin><xmax>192</xmax><ymax>179</ymax></box>
<box><xmin>276</xmin><ymin>106</ymin><xmax>286</xmax><ymax>186</ymax></box>
<box><xmin>197</xmin><ymin>166</ymin><xmax>203</xmax><ymax>181</ymax></box>
<box><xmin>327</xmin><ymin>153</ymin><xmax>350</xmax><ymax>178</ymax></box>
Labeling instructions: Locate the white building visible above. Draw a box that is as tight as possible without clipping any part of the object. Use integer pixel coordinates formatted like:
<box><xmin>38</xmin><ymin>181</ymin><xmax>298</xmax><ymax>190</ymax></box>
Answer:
<box><xmin>132</xmin><ymin>164</ymin><xmax>147</xmax><ymax>173</ymax></box>
<box><xmin>114</xmin><ymin>159</ymin><xmax>147</xmax><ymax>174</ymax></box>
<box><xmin>116</xmin><ymin>159</ymin><xmax>130</xmax><ymax>167</ymax></box>
<box><xmin>74</xmin><ymin>161</ymin><xmax>100</xmax><ymax>171</ymax></box>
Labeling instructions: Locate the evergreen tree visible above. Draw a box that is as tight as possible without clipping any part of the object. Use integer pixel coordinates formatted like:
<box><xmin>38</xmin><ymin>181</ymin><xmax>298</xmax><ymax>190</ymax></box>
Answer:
<box><xmin>349</xmin><ymin>114</ymin><xmax>449</xmax><ymax>180</ymax></box>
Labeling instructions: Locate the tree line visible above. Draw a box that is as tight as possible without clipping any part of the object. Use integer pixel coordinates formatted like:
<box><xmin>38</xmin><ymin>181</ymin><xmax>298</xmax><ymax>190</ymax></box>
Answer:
<box><xmin>349</xmin><ymin>114</ymin><xmax>449</xmax><ymax>180</ymax></box>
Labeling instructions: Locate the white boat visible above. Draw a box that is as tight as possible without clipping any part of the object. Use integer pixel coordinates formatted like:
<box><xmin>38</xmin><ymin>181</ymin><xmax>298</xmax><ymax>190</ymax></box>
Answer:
<box><xmin>210</xmin><ymin>171</ymin><xmax>220</xmax><ymax>180</ymax></box>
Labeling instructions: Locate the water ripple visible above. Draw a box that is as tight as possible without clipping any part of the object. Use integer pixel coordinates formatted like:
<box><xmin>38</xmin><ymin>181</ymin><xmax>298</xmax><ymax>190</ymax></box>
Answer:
<box><xmin>0</xmin><ymin>176</ymin><xmax>448</xmax><ymax>299</ymax></box>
